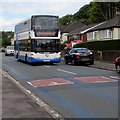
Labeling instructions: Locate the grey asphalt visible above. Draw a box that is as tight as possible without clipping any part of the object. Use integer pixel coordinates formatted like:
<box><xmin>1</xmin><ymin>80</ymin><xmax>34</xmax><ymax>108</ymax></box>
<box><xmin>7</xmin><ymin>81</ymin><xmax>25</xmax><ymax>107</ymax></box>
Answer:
<box><xmin>2</xmin><ymin>61</ymin><xmax>117</xmax><ymax>119</ymax></box>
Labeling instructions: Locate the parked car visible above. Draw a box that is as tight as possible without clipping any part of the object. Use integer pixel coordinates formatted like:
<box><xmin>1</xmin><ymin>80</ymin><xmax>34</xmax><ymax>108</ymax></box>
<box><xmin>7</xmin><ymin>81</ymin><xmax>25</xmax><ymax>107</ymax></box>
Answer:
<box><xmin>115</xmin><ymin>56</ymin><xmax>120</xmax><ymax>73</ymax></box>
<box><xmin>64</xmin><ymin>48</ymin><xmax>94</xmax><ymax>65</ymax></box>
<box><xmin>5</xmin><ymin>46</ymin><xmax>14</xmax><ymax>56</ymax></box>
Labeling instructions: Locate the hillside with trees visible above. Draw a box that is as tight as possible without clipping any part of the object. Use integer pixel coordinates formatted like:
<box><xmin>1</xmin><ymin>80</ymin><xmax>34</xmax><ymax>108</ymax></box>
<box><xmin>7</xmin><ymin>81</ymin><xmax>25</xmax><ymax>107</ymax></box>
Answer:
<box><xmin>59</xmin><ymin>2</ymin><xmax>120</xmax><ymax>25</ymax></box>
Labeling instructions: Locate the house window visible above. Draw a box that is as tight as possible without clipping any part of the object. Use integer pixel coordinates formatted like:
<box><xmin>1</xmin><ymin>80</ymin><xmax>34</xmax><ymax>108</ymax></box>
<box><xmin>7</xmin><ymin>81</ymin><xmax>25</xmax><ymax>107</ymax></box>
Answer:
<box><xmin>108</xmin><ymin>29</ymin><xmax>112</xmax><ymax>38</ymax></box>
<box><xmin>100</xmin><ymin>29</ymin><xmax>112</xmax><ymax>39</ymax></box>
<box><xmin>100</xmin><ymin>30</ymin><xmax>107</xmax><ymax>38</ymax></box>
<box><xmin>87</xmin><ymin>32</ymin><xmax>93</xmax><ymax>40</ymax></box>
<box><xmin>87</xmin><ymin>31</ymin><xmax>97</xmax><ymax>40</ymax></box>
<box><xmin>93</xmin><ymin>31</ymin><xmax>97</xmax><ymax>39</ymax></box>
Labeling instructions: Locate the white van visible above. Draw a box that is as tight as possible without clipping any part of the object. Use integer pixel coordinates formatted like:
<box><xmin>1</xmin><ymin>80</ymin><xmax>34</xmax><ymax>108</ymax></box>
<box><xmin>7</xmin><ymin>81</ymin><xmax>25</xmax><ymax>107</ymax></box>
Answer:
<box><xmin>5</xmin><ymin>46</ymin><xmax>14</xmax><ymax>56</ymax></box>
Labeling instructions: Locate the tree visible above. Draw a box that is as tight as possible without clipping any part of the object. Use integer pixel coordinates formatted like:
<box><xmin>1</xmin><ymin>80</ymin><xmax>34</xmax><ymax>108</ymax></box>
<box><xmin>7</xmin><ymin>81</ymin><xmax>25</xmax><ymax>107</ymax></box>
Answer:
<box><xmin>98</xmin><ymin>2</ymin><xmax>116</xmax><ymax>20</ymax></box>
<box><xmin>0</xmin><ymin>32</ymin><xmax>2</xmax><ymax>47</ymax></box>
<box><xmin>2</xmin><ymin>31</ymin><xmax>14</xmax><ymax>47</ymax></box>
<box><xmin>59</xmin><ymin>1</ymin><xmax>120</xmax><ymax>26</ymax></box>
<box><xmin>94</xmin><ymin>2</ymin><xmax>120</xmax><ymax>20</ymax></box>
<box><xmin>59</xmin><ymin>14</ymin><xmax>73</xmax><ymax>25</ymax></box>
<box><xmin>88</xmin><ymin>2</ymin><xmax>105</xmax><ymax>24</ymax></box>
<box><xmin>73</xmin><ymin>3</ymin><xmax>92</xmax><ymax>24</ymax></box>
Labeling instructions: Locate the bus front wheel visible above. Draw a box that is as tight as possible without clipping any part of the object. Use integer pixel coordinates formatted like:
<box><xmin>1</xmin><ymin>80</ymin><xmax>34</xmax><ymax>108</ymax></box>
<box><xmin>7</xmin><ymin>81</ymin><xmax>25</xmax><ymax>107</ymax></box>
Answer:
<box><xmin>16</xmin><ymin>53</ymin><xmax>18</xmax><ymax>60</ymax></box>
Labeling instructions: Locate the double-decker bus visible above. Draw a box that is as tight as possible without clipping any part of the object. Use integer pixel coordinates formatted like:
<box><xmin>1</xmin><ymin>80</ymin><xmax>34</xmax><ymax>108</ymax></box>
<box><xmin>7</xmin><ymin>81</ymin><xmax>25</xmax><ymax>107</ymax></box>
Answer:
<box><xmin>14</xmin><ymin>15</ymin><xmax>61</xmax><ymax>63</ymax></box>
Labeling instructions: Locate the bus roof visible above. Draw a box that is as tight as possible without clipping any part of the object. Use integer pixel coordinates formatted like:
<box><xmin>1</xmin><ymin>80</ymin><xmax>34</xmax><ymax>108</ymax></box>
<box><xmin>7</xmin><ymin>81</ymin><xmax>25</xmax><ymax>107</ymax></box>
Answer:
<box><xmin>31</xmin><ymin>15</ymin><xmax>58</xmax><ymax>18</ymax></box>
<box><xmin>16</xmin><ymin>15</ymin><xmax>59</xmax><ymax>25</ymax></box>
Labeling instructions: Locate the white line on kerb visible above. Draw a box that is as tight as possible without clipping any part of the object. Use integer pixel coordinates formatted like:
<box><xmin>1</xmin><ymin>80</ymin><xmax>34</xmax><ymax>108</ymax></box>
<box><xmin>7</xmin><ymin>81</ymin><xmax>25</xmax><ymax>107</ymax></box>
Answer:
<box><xmin>57</xmin><ymin>69</ymin><xmax>77</xmax><ymax>75</ymax></box>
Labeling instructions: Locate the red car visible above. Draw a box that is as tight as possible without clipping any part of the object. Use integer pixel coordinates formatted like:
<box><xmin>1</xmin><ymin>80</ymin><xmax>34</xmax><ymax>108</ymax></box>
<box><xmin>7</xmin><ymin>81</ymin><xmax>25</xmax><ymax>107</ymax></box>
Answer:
<box><xmin>115</xmin><ymin>56</ymin><xmax>120</xmax><ymax>73</ymax></box>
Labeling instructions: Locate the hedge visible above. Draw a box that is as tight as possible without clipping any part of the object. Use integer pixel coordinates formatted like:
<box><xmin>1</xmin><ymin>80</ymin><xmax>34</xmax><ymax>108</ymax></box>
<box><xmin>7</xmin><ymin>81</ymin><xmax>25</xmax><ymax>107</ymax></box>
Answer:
<box><xmin>74</xmin><ymin>40</ymin><xmax>120</xmax><ymax>50</ymax></box>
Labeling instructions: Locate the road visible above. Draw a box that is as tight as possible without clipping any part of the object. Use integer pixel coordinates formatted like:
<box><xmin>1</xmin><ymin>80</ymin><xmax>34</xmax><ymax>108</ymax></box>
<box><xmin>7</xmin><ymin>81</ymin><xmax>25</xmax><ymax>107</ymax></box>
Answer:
<box><xmin>1</xmin><ymin>53</ymin><xmax>119</xmax><ymax>118</ymax></box>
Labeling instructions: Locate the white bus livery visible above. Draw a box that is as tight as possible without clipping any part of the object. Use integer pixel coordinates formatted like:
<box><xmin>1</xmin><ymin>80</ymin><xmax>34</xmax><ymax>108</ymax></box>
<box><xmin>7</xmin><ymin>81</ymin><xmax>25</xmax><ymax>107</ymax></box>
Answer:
<box><xmin>14</xmin><ymin>15</ymin><xmax>61</xmax><ymax>63</ymax></box>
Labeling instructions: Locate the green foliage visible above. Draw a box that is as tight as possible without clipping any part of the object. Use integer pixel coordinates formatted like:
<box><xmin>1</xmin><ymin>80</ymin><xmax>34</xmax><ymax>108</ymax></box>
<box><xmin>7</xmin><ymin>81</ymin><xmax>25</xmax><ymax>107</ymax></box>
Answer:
<box><xmin>74</xmin><ymin>40</ymin><xmax>120</xmax><ymax>50</ymax></box>
<box><xmin>73</xmin><ymin>4</ymin><xmax>91</xmax><ymax>21</ymax></box>
<box><xmin>88</xmin><ymin>2</ymin><xmax>105</xmax><ymax>23</ymax></box>
<box><xmin>59</xmin><ymin>2</ymin><xmax>120</xmax><ymax>25</ymax></box>
<box><xmin>60</xmin><ymin>43</ymin><xmax>66</xmax><ymax>50</ymax></box>
<box><xmin>97</xmin><ymin>2</ymin><xmax>120</xmax><ymax>20</ymax></box>
<box><xmin>0</xmin><ymin>32</ymin><xmax>2</xmax><ymax>47</ymax></box>
<box><xmin>59</xmin><ymin>14</ymin><xmax>73</xmax><ymax>25</ymax></box>
<box><xmin>1</xmin><ymin>31</ymin><xmax>14</xmax><ymax>47</ymax></box>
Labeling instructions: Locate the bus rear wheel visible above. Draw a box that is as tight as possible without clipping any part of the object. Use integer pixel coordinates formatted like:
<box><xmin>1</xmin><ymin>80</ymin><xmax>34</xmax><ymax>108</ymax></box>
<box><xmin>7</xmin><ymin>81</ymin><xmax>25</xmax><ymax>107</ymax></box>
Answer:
<box><xmin>25</xmin><ymin>55</ymin><xmax>28</xmax><ymax>63</ymax></box>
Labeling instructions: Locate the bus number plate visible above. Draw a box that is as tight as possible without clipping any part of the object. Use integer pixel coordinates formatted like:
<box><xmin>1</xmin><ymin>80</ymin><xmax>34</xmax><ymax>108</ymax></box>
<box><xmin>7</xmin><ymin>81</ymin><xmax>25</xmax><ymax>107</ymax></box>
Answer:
<box><xmin>44</xmin><ymin>60</ymin><xmax>50</xmax><ymax>62</ymax></box>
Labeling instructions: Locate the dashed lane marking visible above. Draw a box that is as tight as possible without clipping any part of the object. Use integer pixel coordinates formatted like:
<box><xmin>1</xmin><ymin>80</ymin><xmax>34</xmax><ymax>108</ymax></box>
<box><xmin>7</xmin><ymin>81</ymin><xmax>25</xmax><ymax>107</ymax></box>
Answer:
<box><xmin>44</xmin><ymin>65</ymin><xmax>51</xmax><ymax>68</ymax></box>
<box><xmin>27</xmin><ymin>78</ymin><xmax>73</xmax><ymax>87</ymax></box>
<box><xmin>57</xmin><ymin>69</ymin><xmax>77</xmax><ymax>75</ymax></box>
<box><xmin>74</xmin><ymin>76</ymin><xmax>117</xmax><ymax>83</ymax></box>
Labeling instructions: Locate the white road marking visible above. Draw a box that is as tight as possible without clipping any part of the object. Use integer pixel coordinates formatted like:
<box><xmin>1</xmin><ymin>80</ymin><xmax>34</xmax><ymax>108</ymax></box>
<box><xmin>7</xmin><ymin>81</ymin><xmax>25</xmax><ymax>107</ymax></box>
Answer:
<box><xmin>102</xmin><ymin>76</ymin><xmax>118</xmax><ymax>82</ymax></box>
<box><xmin>44</xmin><ymin>65</ymin><xmax>51</xmax><ymax>68</ymax></box>
<box><xmin>57</xmin><ymin>69</ymin><xmax>77</xmax><ymax>75</ymax></box>
<box><xmin>50</xmin><ymin>82</ymin><xmax>58</xmax><ymax>85</ymax></box>
<box><xmin>91</xmin><ymin>81</ymin><xmax>111</xmax><ymax>83</ymax></box>
<box><xmin>27</xmin><ymin>81</ymin><xmax>37</xmax><ymax>87</ymax></box>
<box><xmin>41</xmin><ymin>82</ymin><xmax>73</xmax><ymax>87</ymax></box>
<box><xmin>27</xmin><ymin>81</ymin><xmax>73</xmax><ymax>87</ymax></box>
<box><xmin>110</xmin><ymin>76</ymin><xmax>120</xmax><ymax>80</ymax></box>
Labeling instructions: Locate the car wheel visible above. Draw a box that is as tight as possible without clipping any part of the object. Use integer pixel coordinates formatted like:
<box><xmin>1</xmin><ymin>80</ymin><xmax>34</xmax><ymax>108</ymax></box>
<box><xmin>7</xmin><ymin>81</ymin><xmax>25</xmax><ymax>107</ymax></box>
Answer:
<box><xmin>5</xmin><ymin>53</ymin><xmax>7</xmax><ymax>56</ymax></box>
<box><xmin>90</xmin><ymin>61</ymin><xmax>94</xmax><ymax>65</ymax></box>
<box><xmin>116</xmin><ymin>64</ymin><xmax>120</xmax><ymax>73</ymax></box>
<box><xmin>72</xmin><ymin>59</ymin><xmax>77</xmax><ymax>65</ymax></box>
<box><xmin>65</xmin><ymin>58</ymin><xmax>68</xmax><ymax>64</ymax></box>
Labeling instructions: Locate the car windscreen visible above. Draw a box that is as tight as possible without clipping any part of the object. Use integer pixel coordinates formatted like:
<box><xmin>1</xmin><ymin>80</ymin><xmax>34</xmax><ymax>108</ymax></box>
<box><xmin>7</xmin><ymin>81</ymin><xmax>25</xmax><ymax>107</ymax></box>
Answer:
<box><xmin>76</xmin><ymin>49</ymin><xmax>90</xmax><ymax>53</ymax></box>
<box><xmin>7</xmin><ymin>46</ymin><xmax>14</xmax><ymax>50</ymax></box>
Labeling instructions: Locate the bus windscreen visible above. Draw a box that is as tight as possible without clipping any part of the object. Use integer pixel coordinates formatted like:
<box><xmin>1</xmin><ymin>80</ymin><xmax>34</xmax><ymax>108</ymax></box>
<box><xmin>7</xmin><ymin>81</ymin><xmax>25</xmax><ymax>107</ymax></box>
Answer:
<box><xmin>31</xmin><ymin>39</ymin><xmax>60</xmax><ymax>52</ymax></box>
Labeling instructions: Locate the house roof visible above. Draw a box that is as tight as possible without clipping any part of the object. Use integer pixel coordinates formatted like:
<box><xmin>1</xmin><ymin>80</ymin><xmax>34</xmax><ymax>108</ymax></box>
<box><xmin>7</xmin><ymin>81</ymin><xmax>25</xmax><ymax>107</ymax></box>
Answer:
<box><xmin>60</xmin><ymin>15</ymin><xmax>120</xmax><ymax>35</ymax></box>
<box><xmin>61</xmin><ymin>21</ymin><xmax>84</xmax><ymax>33</ymax></box>
<box><xmin>59</xmin><ymin>23</ymin><xmax>69</xmax><ymax>33</ymax></box>
<box><xmin>69</xmin><ymin>22</ymin><xmax>105</xmax><ymax>35</ymax></box>
<box><xmin>69</xmin><ymin>24</ymin><xmax>96</xmax><ymax>35</ymax></box>
<box><xmin>88</xmin><ymin>15</ymin><xmax>120</xmax><ymax>32</ymax></box>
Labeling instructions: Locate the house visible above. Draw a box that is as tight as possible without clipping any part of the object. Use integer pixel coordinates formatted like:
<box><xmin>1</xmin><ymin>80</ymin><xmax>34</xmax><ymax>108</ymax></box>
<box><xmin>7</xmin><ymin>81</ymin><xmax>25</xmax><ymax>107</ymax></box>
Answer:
<box><xmin>66</xmin><ymin>22</ymin><xmax>105</xmax><ymax>48</ymax></box>
<box><xmin>87</xmin><ymin>15</ymin><xmax>120</xmax><ymax>42</ymax></box>
<box><xmin>60</xmin><ymin>23</ymin><xmax>69</xmax><ymax>43</ymax></box>
<box><xmin>60</xmin><ymin>21</ymin><xmax>84</xmax><ymax>43</ymax></box>
<box><xmin>68</xmin><ymin>23</ymin><xmax>100</xmax><ymax>42</ymax></box>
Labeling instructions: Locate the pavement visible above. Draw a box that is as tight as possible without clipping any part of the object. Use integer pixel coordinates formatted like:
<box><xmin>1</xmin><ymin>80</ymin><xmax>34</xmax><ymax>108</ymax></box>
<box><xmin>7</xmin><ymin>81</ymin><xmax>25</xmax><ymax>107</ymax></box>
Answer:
<box><xmin>1</xmin><ymin>61</ymin><xmax>117</xmax><ymax>119</ymax></box>
<box><xmin>2</xmin><ymin>75</ymin><xmax>53</xmax><ymax>119</ymax></box>
<box><xmin>91</xmin><ymin>61</ymin><xmax>116</xmax><ymax>71</ymax></box>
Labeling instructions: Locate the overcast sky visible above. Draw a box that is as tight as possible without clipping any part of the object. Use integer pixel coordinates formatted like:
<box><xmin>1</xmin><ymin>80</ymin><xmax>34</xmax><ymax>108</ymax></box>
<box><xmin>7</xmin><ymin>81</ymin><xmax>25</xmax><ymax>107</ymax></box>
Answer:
<box><xmin>0</xmin><ymin>0</ymin><xmax>92</xmax><ymax>31</ymax></box>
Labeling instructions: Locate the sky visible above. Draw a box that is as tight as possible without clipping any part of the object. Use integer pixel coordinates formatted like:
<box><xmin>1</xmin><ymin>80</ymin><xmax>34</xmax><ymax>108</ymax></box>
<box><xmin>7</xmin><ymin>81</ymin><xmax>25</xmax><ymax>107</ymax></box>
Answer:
<box><xmin>0</xmin><ymin>0</ymin><xmax>92</xmax><ymax>31</ymax></box>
